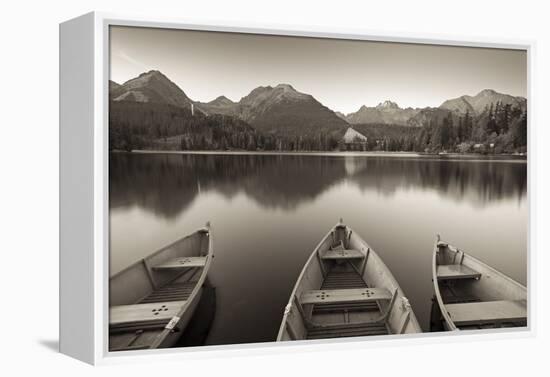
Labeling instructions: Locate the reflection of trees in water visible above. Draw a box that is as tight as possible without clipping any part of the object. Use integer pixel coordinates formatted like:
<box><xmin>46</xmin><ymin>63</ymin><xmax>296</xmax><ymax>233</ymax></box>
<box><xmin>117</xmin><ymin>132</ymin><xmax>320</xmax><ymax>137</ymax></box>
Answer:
<box><xmin>110</xmin><ymin>153</ymin><xmax>200</xmax><ymax>218</ymax></box>
<box><xmin>109</xmin><ymin>153</ymin><xmax>347</xmax><ymax>218</ymax></box>
<box><xmin>351</xmin><ymin>158</ymin><xmax>526</xmax><ymax>206</ymax></box>
<box><xmin>184</xmin><ymin>154</ymin><xmax>347</xmax><ymax>209</ymax></box>
<box><xmin>239</xmin><ymin>155</ymin><xmax>346</xmax><ymax>210</ymax></box>
<box><xmin>109</xmin><ymin>153</ymin><xmax>526</xmax><ymax>219</ymax></box>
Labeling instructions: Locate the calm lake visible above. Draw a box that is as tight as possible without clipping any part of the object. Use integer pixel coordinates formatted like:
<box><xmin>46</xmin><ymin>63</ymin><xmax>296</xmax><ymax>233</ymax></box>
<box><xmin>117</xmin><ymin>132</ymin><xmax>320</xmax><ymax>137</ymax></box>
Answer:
<box><xmin>109</xmin><ymin>152</ymin><xmax>527</xmax><ymax>345</ymax></box>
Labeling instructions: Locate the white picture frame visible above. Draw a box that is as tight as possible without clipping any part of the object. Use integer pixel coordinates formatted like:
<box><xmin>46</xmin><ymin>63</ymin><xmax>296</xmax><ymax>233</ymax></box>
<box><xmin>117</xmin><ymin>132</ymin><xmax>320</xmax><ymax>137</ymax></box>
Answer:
<box><xmin>59</xmin><ymin>11</ymin><xmax>535</xmax><ymax>365</ymax></box>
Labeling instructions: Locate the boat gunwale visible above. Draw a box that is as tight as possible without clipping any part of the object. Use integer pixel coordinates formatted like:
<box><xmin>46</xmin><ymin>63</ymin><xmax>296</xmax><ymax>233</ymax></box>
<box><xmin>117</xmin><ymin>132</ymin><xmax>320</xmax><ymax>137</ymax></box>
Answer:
<box><xmin>432</xmin><ymin>236</ymin><xmax>458</xmax><ymax>331</ymax></box>
<box><xmin>349</xmin><ymin>228</ymin><xmax>422</xmax><ymax>332</ymax></box>
<box><xmin>432</xmin><ymin>235</ymin><xmax>527</xmax><ymax>331</ymax></box>
<box><xmin>149</xmin><ymin>223</ymin><xmax>214</xmax><ymax>348</ymax></box>
<box><xmin>276</xmin><ymin>223</ymin><xmax>336</xmax><ymax>341</ymax></box>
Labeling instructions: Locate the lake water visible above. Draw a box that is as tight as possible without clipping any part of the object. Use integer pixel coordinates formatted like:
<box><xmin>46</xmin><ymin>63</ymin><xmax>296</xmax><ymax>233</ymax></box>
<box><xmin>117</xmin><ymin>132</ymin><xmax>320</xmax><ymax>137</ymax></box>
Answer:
<box><xmin>109</xmin><ymin>152</ymin><xmax>527</xmax><ymax>345</ymax></box>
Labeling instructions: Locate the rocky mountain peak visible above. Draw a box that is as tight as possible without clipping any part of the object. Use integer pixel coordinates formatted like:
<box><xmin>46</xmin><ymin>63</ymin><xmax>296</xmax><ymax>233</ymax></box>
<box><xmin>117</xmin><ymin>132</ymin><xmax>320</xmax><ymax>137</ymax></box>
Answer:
<box><xmin>210</xmin><ymin>95</ymin><xmax>234</xmax><ymax>105</ymax></box>
<box><xmin>112</xmin><ymin>70</ymin><xmax>199</xmax><ymax>113</ymax></box>
<box><xmin>478</xmin><ymin>89</ymin><xmax>497</xmax><ymax>96</ymax></box>
<box><xmin>275</xmin><ymin>83</ymin><xmax>297</xmax><ymax>92</ymax></box>
<box><xmin>376</xmin><ymin>100</ymin><xmax>400</xmax><ymax>110</ymax></box>
<box><xmin>440</xmin><ymin>89</ymin><xmax>526</xmax><ymax>115</ymax></box>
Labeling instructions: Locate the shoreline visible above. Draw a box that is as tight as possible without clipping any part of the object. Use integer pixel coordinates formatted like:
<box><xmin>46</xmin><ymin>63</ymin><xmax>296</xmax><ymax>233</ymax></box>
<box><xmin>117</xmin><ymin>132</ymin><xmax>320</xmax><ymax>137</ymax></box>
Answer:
<box><xmin>131</xmin><ymin>150</ymin><xmax>421</xmax><ymax>157</ymax></box>
<box><xmin>112</xmin><ymin>149</ymin><xmax>527</xmax><ymax>162</ymax></box>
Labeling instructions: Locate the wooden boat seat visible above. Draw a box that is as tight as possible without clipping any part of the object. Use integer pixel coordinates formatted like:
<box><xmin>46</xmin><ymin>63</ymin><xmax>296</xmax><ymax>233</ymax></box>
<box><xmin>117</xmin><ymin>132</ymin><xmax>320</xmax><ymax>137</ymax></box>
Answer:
<box><xmin>109</xmin><ymin>300</ymin><xmax>186</xmax><ymax>326</ymax></box>
<box><xmin>445</xmin><ymin>300</ymin><xmax>527</xmax><ymax>326</ymax></box>
<box><xmin>153</xmin><ymin>256</ymin><xmax>207</xmax><ymax>270</ymax></box>
<box><xmin>321</xmin><ymin>249</ymin><xmax>364</xmax><ymax>260</ymax></box>
<box><xmin>437</xmin><ymin>264</ymin><xmax>481</xmax><ymax>280</ymax></box>
<box><xmin>300</xmin><ymin>288</ymin><xmax>392</xmax><ymax>305</ymax></box>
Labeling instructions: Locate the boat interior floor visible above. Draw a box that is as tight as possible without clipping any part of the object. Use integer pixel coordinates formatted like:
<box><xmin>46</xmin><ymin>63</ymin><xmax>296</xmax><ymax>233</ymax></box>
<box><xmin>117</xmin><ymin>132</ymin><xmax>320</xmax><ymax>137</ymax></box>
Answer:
<box><xmin>140</xmin><ymin>281</ymin><xmax>197</xmax><ymax>304</ymax></box>
<box><xmin>140</xmin><ymin>267</ymin><xmax>201</xmax><ymax>304</ymax></box>
<box><xmin>438</xmin><ymin>281</ymin><xmax>482</xmax><ymax>305</ymax></box>
<box><xmin>307</xmin><ymin>262</ymin><xmax>389</xmax><ymax>339</ymax></box>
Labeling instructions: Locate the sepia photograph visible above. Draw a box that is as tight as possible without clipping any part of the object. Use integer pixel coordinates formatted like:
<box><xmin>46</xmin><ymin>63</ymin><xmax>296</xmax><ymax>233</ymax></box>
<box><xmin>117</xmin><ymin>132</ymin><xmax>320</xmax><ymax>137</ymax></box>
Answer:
<box><xmin>107</xmin><ymin>25</ymin><xmax>527</xmax><ymax>351</ymax></box>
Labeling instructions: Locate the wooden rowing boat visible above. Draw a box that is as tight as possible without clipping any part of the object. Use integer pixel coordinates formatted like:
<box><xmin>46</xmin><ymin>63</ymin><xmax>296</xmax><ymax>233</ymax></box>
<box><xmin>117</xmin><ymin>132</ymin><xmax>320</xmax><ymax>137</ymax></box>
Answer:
<box><xmin>431</xmin><ymin>235</ymin><xmax>527</xmax><ymax>331</ymax></box>
<box><xmin>277</xmin><ymin>220</ymin><xmax>422</xmax><ymax>341</ymax></box>
<box><xmin>109</xmin><ymin>223</ymin><xmax>213</xmax><ymax>351</ymax></box>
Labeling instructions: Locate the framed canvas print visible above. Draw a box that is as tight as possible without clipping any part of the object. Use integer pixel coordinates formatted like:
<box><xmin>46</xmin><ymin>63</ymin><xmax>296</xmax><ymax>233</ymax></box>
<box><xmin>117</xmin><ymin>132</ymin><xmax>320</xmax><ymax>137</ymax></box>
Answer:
<box><xmin>60</xmin><ymin>12</ymin><xmax>533</xmax><ymax>365</ymax></box>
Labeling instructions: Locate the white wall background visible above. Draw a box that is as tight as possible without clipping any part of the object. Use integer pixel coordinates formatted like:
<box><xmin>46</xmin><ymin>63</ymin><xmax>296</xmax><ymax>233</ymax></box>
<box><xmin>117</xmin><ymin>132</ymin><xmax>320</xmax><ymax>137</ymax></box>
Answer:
<box><xmin>0</xmin><ymin>0</ymin><xmax>548</xmax><ymax>375</ymax></box>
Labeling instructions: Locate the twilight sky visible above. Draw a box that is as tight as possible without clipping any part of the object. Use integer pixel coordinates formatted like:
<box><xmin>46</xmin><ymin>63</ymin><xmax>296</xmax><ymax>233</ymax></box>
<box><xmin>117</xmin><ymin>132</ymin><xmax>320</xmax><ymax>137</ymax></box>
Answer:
<box><xmin>110</xmin><ymin>26</ymin><xmax>527</xmax><ymax>114</ymax></box>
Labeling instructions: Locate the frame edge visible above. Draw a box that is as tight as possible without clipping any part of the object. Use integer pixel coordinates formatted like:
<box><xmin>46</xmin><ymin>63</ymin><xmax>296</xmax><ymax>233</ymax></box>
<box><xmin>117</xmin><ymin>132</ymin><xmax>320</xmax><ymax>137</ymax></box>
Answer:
<box><xmin>59</xmin><ymin>11</ymin><xmax>97</xmax><ymax>365</ymax></box>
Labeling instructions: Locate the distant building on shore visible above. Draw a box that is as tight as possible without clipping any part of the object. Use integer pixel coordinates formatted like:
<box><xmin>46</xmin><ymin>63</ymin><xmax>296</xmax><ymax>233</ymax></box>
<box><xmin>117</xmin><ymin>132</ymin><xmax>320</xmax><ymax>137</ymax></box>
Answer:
<box><xmin>340</xmin><ymin>127</ymin><xmax>368</xmax><ymax>151</ymax></box>
<box><xmin>342</xmin><ymin>127</ymin><xmax>368</xmax><ymax>144</ymax></box>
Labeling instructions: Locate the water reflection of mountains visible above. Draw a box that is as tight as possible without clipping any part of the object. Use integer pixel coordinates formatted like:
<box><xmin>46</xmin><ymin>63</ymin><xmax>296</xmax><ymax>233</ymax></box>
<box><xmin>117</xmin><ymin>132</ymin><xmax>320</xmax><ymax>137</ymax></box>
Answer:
<box><xmin>109</xmin><ymin>153</ymin><xmax>526</xmax><ymax>219</ymax></box>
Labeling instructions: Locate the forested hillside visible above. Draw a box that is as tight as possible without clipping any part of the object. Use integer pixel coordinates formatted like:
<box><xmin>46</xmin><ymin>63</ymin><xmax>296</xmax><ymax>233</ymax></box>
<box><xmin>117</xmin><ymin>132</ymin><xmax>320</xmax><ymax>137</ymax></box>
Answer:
<box><xmin>414</xmin><ymin>103</ymin><xmax>527</xmax><ymax>153</ymax></box>
<box><xmin>110</xmin><ymin>100</ymin><xmax>526</xmax><ymax>153</ymax></box>
<box><xmin>109</xmin><ymin>101</ymin><xmax>343</xmax><ymax>152</ymax></box>
<box><xmin>344</xmin><ymin>102</ymin><xmax>526</xmax><ymax>153</ymax></box>
<box><xmin>109</xmin><ymin>101</ymin><xmax>260</xmax><ymax>151</ymax></box>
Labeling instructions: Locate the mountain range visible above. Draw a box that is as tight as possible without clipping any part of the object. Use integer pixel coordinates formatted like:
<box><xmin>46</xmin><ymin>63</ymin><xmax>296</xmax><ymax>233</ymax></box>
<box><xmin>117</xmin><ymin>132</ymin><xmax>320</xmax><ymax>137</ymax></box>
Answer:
<box><xmin>344</xmin><ymin>91</ymin><xmax>526</xmax><ymax>126</ymax></box>
<box><xmin>110</xmin><ymin>70</ymin><xmax>526</xmax><ymax>136</ymax></box>
<box><xmin>196</xmin><ymin>96</ymin><xmax>238</xmax><ymax>117</ymax></box>
<box><xmin>110</xmin><ymin>71</ymin><xmax>203</xmax><ymax>114</ymax></box>
<box><xmin>111</xmin><ymin>71</ymin><xmax>346</xmax><ymax>137</ymax></box>
<box><xmin>345</xmin><ymin>100</ymin><xmax>421</xmax><ymax>126</ymax></box>
<box><xmin>440</xmin><ymin>89</ymin><xmax>526</xmax><ymax>114</ymax></box>
<box><xmin>235</xmin><ymin>84</ymin><xmax>348</xmax><ymax>135</ymax></box>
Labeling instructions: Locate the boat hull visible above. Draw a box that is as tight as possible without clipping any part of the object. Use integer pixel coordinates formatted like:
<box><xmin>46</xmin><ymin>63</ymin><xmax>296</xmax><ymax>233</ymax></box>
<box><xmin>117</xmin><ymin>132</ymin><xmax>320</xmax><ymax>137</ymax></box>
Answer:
<box><xmin>277</xmin><ymin>222</ymin><xmax>422</xmax><ymax>341</ymax></box>
<box><xmin>432</xmin><ymin>237</ymin><xmax>527</xmax><ymax>331</ymax></box>
<box><xmin>109</xmin><ymin>225</ymin><xmax>213</xmax><ymax>351</ymax></box>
